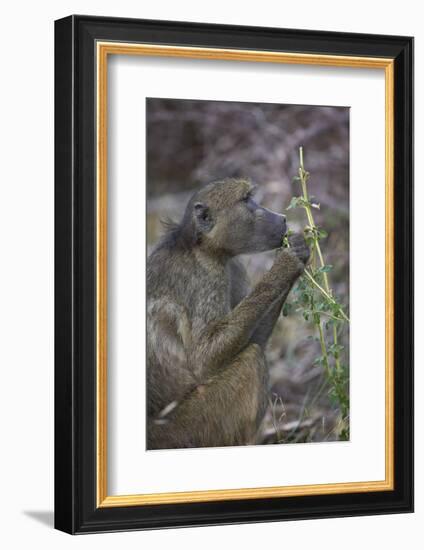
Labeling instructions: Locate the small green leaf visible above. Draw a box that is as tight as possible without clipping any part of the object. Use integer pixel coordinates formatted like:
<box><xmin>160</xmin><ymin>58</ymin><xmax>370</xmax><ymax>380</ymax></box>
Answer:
<box><xmin>286</xmin><ymin>196</ymin><xmax>302</xmax><ymax>210</ymax></box>
<box><xmin>317</xmin><ymin>265</ymin><xmax>333</xmax><ymax>273</ymax></box>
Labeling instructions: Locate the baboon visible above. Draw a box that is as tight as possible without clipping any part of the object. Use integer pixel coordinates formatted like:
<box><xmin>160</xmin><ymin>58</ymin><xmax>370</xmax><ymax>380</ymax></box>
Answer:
<box><xmin>147</xmin><ymin>178</ymin><xmax>309</xmax><ymax>449</ymax></box>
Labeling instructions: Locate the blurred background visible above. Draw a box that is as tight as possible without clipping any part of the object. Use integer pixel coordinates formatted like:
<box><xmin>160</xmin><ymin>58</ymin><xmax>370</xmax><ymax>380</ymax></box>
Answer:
<box><xmin>146</xmin><ymin>98</ymin><xmax>349</xmax><ymax>444</ymax></box>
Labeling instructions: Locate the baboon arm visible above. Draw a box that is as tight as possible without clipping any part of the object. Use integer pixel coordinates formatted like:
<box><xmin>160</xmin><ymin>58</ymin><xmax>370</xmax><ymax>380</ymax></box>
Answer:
<box><xmin>250</xmin><ymin>285</ymin><xmax>293</xmax><ymax>348</ymax></box>
<box><xmin>191</xmin><ymin>251</ymin><xmax>303</xmax><ymax>373</ymax></box>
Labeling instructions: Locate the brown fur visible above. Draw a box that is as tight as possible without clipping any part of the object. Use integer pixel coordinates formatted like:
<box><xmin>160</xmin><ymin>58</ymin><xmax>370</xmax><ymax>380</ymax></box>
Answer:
<box><xmin>147</xmin><ymin>178</ymin><xmax>309</xmax><ymax>449</ymax></box>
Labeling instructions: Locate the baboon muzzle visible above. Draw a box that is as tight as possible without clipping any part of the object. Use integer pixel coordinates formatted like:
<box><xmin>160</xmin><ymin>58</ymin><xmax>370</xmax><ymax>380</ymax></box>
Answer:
<box><xmin>256</xmin><ymin>207</ymin><xmax>287</xmax><ymax>249</ymax></box>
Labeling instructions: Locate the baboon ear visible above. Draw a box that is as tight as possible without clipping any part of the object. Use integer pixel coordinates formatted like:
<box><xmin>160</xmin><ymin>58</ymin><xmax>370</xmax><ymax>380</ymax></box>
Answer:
<box><xmin>193</xmin><ymin>202</ymin><xmax>213</xmax><ymax>232</ymax></box>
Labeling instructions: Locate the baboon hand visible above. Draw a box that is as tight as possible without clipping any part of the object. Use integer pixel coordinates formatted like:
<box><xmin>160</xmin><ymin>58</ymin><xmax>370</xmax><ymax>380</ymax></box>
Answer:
<box><xmin>268</xmin><ymin>233</ymin><xmax>309</xmax><ymax>287</ymax></box>
<box><xmin>286</xmin><ymin>233</ymin><xmax>310</xmax><ymax>265</ymax></box>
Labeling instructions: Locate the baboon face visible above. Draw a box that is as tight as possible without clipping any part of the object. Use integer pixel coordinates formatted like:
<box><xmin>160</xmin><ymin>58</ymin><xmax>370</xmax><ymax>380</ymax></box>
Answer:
<box><xmin>190</xmin><ymin>178</ymin><xmax>287</xmax><ymax>256</ymax></box>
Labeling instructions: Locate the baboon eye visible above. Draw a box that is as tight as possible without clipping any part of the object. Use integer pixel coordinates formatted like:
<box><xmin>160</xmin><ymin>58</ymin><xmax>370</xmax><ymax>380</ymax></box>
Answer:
<box><xmin>243</xmin><ymin>186</ymin><xmax>257</xmax><ymax>203</ymax></box>
<box><xmin>242</xmin><ymin>195</ymin><xmax>258</xmax><ymax>214</ymax></box>
<box><xmin>194</xmin><ymin>202</ymin><xmax>211</xmax><ymax>225</ymax></box>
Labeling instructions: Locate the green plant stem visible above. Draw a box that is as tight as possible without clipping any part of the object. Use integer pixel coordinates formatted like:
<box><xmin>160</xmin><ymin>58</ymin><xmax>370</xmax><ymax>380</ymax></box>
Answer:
<box><xmin>303</xmin><ymin>269</ymin><xmax>350</xmax><ymax>323</ymax></box>
<box><xmin>313</xmin><ymin>310</ymin><xmax>344</xmax><ymax>322</ymax></box>
<box><xmin>317</xmin><ymin>321</ymin><xmax>331</xmax><ymax>377</ymax></box>
<box><xmin>299</xmin><ymin>149</ymin><xmax>331</xmax><ymax>293</ymax></box>
<box><xmin>283</xmin><ymin>147</ymin><xmax>349</xmax><ymax>436</ymax></box>
<box><xmin>298</xmin><ymin>147</ymin><xmax>344</xmax><ymax>372</ymax></box>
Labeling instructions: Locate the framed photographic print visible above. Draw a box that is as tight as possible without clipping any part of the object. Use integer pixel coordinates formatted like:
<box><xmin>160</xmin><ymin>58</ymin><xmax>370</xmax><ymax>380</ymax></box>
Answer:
<box><xmin>54</xmin><ymin>15</ymin><xmax>413</xmax><ymax>534</ymax></box>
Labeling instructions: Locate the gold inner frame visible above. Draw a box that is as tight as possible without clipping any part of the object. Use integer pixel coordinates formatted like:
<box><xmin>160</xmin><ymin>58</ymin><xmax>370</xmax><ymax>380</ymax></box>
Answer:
<box><xmin>96</xmin><ymin>42</ymin><xmax>395</xmax><ymax>508</ymax></box>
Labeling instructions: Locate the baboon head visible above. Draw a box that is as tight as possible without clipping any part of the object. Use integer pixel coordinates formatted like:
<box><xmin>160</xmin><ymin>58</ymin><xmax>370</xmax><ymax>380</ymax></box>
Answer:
<box><xmin>181</xmin><ymin>178</ymin><xmax>287</xmax><ymax>256</ymax></box>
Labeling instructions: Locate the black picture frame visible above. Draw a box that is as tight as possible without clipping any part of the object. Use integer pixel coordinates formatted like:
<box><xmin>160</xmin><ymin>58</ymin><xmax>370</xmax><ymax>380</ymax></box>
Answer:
<box><xmin>55</xmin><ymin>14</ymin><xmax>414</xmax><ymax>534</ymax></box>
